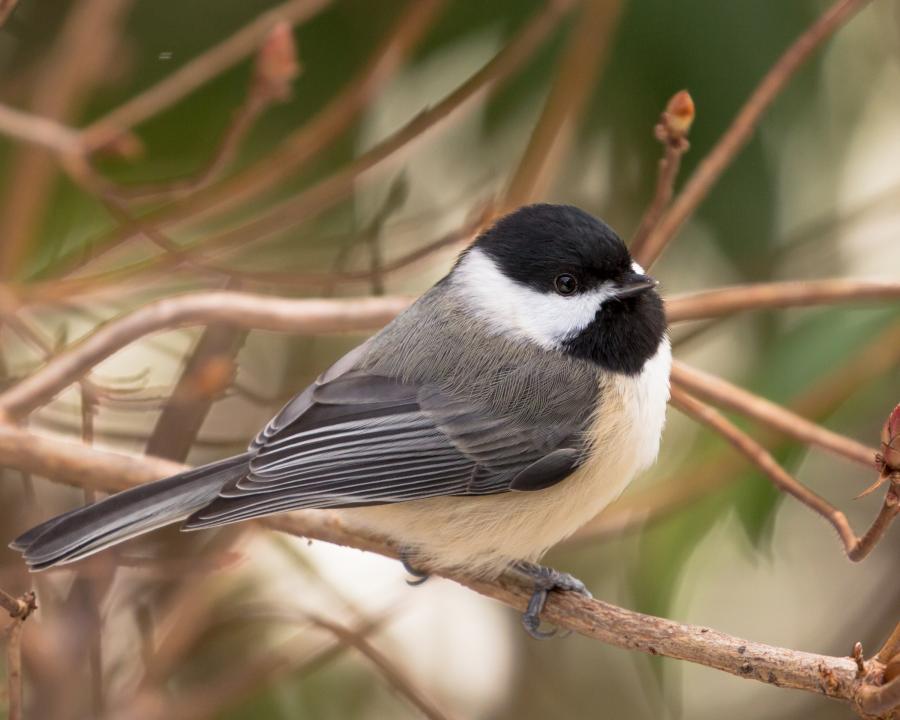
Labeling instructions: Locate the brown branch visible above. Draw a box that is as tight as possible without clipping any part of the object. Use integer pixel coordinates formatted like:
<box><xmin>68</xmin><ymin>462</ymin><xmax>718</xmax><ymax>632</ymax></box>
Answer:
<box><xmin>0</xmin><ymin>0</ymin><xmax>132</xmax><ymax>279</ymax></box>
<box><xmin>576</xmin><ymin>321</ymin><xmax>900</xmax><ymax>544</ymax></box>
<box><xmin>857</xmin><ymin>674</ymin><xmax>900</xmax><ymax>718</ymax></box>
<box><xmin>301</xmin><ymin>611</ymin><xmax>453</xmax><ymax>720</ymax></box>
<box><xmin>50</xmin><ymin>0</ymin><xmax>568</xmax><ymax>292</ymax></box>
<box><xmin>8</xmin><ymin>274</ymin><xmax>897</xmax><ymax>419</ymax></box>
<box><xmin>0</xmin><ymin>0</ymin><xmax>19</xmax><ymax>26</ymax></box>
<box><xmin>80</xmin><ymin>0</ymin><xmax>333</xmax><ymax>150</ymax></box>
<box><xmin>140</xmin><ymin>196</ymin><xmax>495</xmax><ymax>291</ymax></box>
<box><xmin>669</xmin><ymin>386</ymin><xmax>898</xmax><ymax>562</ymax></box>
<box><xmin>1</xmin><ymin>590</ymin><xmax>36</xmax><ymax>720</ymax></box>
<box><xmin>671</xmin><ymin>360</ymin><xmax>877</xmax><ymax>469</ymax></box>
<box><xmin>155</xmin><ymin>0</ymin><xmax>569</xmax><ymax>255</ymax></box>
<box><xmin>54</xmin><ymin>0</ymin><xmax>444</xmax><ymax>280</ymax></box>
<box><xmin>143</xmin><ymin>321</ymin><xmax>246</xmax><ymax>461</ymax></box>
<box><xmin>877</xmin><ymin>622</ymin><xmax>900</xmax><ymax>664</ymax></box>
<box><xmin>502</xmin><ymin>0</ymin><xmax>621</xmax><ymax>208</ymax></box>
<box><xmin>4</xmin><ymin>620</ymin><xmax>23</xmax><ymax>720</ymax></box>
<box><xmin>666</xmin><ymin>279</ymin><xmax>900</xmax><ymax>322</ymax></box>
<box><xmin>155</xmin><ymin>0</ymin><xmax>447</xmax><ymax>218</ymax></box>
<box><xmin>2</xmin><ymin>310</ymin><xmax>105</xmax><ymax>407</ymax></box>
<box><xmin>0</xmin><ymin>293</ymin><xmax>413</xmax><ymax>420</ymax></box>
<box><xmin>100</xmin><ymin>22</ymin><xmax>301</xmax><ymax>204</ymax></box>
<box><xmin>0</xmin><ymin>103</ymin><xmax>82</xmax><ymax>155</ymax></box>
<box><xmin>629</xmin><ymin>90</ymin><xmax>695</xmax><ymax>257</ymax></box>
<box><xmin>0</xmin><ymin>426</ymin><xmax>896</xmax><ymax>716</ymax></box>
<box><xmin>634</xmin><ymin>0</ymin><xmax>874</xmax><ymax>268</ymax></box>
<box><xmin>112</xmin><ymin>614</ymin><xmax>386</xmax><ymax>720</ymax></box>
<box><xmin>0</xmin><ymin>589</ymin><xmax>35</xmax><ymax>621</ymax></box>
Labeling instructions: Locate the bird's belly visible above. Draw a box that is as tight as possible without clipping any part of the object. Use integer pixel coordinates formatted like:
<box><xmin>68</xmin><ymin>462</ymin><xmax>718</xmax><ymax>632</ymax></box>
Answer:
<box><xmin>344</xmin><ymin>340</ymin><xmax>671</xmax><ymax>578</ymax></box>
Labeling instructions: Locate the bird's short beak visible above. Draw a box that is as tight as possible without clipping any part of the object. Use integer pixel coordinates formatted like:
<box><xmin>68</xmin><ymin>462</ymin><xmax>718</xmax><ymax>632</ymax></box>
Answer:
<box><xmin>613</xmin><ymin>273</ymin><xmax>658</xmax><ymax>299</ymax></box>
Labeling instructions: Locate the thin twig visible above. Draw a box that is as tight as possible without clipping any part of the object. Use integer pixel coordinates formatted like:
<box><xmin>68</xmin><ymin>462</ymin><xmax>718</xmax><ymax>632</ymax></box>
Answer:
<box><xmin>1</xmin><ymin>590</ymin><xmax>36</xmax><ymax>720</ymax></box>
<box><xmin>0</xmin><ymin>0</ymin><xmax>132</xmax><ymax>278</ymax></box>
<box><xmin>0</xmin><ymin>0</ymin><xmax>19</xmax><ymax>26</ymax></box>
<box><xmin>669</xmin><ymin>386</ymin><xmax>898</xmax><ymax>562</ymax></box>
<box><xmin>0</xmin><ymin>589</ymin><xmax>35</xmax><ymax>621</ymax></box>
<box><xmin>4</xmin><ymin>620</ymin><xmax>24</xmax><ymax>720</ymax></box>
<box><xmin>3</xmin><ymin>311</ymin><xmax>107</xmax><ymax>410</ymax></box>
<box><xmin>113</xmin><ymin>616</ymin><xmax>387</xmax><ymax>720</ymax></box>
<box><xmin>140</xmin><ymin>196</ymin><xmax>494</xmax><ymax>291</ymax></box>
<box><xmin>575</xmin><ymin>321</ymin><xmax>900</xmax><ymax>543</ymax></box>
<box><xmin>634</xmin><ymin>0</ymin><xmax>874</xmax><ymax>268</ymax></box>
<box><xmin>54</xmin><ymin>0</ymin><xmax>444</xmax><ymax>279</ymax></box>
<box><xmin>80</xmin><ymin>0</ymin><xmax>333</xmax><ymax>150</ymax></box>
<box><xmin>143</xmin><ymin>298</ymin><xmax>246</xmax><ymax>460</ymax></box>
<box><xmin>303</xmin><ymin>612</ymin><xmax>453</xmax><ymax>720</ymax></box>
<box><xmin>671</xmin><ymin>360</ymin><xmax>877</xmax><ymax>468</ymax></box>
<box><xmin>154</xmin><ymin>0</ymin><xmax>447</xmax><ymax>217</ymax></box>
<box><xmin>877</xmin><ymin>621</ymin><xmax>900</xmax><ymax>664</ymax></box>
<box><xmin>51</xmin><ymin>0</ymin><xmax>569</xmax><ymax>291</ymax></box>
<box><xmin>0</xmin><ymin>293</ymin><xmax>413</xmax><ymax>420</ymax></box>
<box><xmin>147</xmin><ymin>0</ymin><xmax>568</xmax><ymax>253</ymax></box>
<box><xmin>629</xmin><ymin>90</ymin><xmax>695</xmax><ymax>256</ymax></box>
<box><xmin>0</xmin><ymin>103</ymin><xmax>82</xmax><ymax>155</ymax></box>
<box><xmin>503</xmin><ymin>0</ymin><xmax>622</xmax><ymax>208</ymax></box>
<box><xmin>101</xmin><ymin>21</ymin><xmax>301</xmax><ymax>203</ymax></box>
<box><xmin>0</xmin><ymin>425</ymin><xmax>892</xmax><ymax>714</ymax></box>
<box><xmin>666</xmin><ymin>279</ymin><xmax>900</xmax><ymax>322</ymax></box>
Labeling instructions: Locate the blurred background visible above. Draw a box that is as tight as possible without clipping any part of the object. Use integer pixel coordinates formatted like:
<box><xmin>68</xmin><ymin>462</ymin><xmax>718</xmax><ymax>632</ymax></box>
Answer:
<box><xmin>0</xmin><ymin>1</ymin><xmax>899</xmax><ymax>718</ymax></box>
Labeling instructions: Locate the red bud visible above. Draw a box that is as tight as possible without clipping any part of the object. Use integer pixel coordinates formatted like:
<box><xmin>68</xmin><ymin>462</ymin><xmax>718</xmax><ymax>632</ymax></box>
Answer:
<box><xmin>665</xmin><ymin>90</ymin><xmax>695</xmax><ymax>136</ymax></box>
<box><xmin>254</xmin><ymin>22</ymin><xmax>300</xmax><ymax>102</ymax></box>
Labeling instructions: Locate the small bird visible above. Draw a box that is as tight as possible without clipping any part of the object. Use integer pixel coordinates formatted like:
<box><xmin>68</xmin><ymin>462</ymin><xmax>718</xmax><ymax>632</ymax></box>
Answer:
<box><xmin>11</xmin><ymin>204</ymin><xmax>671</xmax><ymax>637</ymax></box>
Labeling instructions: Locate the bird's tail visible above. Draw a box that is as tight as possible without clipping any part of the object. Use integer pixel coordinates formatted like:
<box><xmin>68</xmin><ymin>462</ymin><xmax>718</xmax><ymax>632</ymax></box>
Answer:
<box><xmin>10</xmin><ymin>453</ymin><xmax>251</xmax><ymax>571</ymax></box>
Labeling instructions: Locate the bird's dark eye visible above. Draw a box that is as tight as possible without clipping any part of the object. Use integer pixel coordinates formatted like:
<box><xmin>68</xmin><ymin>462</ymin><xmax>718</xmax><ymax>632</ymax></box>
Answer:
<box><xmin>554</xmin><ymin>274</ymin><xmax>578</xmax><ymax>295</ymax></box>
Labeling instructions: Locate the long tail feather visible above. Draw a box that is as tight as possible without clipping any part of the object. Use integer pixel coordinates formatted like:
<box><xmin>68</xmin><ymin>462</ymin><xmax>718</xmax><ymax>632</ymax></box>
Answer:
<box><xmin>11</xmin><ymin>453</ymin><xmax>251</xmax><ymax>571</ymax></box>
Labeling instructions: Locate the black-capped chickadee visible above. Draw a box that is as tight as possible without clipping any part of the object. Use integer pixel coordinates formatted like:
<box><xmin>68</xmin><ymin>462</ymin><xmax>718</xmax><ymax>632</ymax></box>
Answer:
<box><xmin>11</xmin><ymin>204</ymin><xmax>671</xmax><ymax>637</ymax></box>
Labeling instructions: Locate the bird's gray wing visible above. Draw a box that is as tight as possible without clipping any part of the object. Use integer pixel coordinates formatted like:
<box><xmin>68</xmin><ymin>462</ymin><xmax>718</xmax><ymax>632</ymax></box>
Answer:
<box><xmin>185</xmin><ymin>358</ymin><xmax>590</xmax><ymax>529</ymax></box>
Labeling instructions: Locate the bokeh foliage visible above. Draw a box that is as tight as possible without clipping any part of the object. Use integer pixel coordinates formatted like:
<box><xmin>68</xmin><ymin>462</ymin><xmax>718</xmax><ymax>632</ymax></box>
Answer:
<box><xmin>1</xmin><ymin>1</ymin><xmax>898</xmax><ymax>719</ymax></box>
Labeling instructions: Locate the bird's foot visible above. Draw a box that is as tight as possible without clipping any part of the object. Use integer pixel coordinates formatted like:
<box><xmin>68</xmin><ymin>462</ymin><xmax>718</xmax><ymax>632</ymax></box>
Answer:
<box><xmin>511</xmin><ymin>561</ymin><xmax>592</xmax><ymax>640</ymax></box>
<box><xmin>399</xmin><ymin>547</ymin><xmax>430</xmax><ymax>586</ymax></box>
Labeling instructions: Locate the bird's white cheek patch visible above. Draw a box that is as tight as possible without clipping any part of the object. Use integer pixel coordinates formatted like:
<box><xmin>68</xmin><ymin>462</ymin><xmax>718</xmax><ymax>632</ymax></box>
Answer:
<box><xmin>453</xmin><ymin>249</ymin><xmax>613</xmax><ymax>349</ymax></box>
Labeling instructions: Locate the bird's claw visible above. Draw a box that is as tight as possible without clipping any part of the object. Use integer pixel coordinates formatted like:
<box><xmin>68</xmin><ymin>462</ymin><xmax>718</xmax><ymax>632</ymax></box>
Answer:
<box><xmin>399</xmin><ymin>548</ymin><xmax>430</xmax><ymax>586</ymax></box>
<box><xmin>513</xmin><ymin>561</ymin><xmax>591</xmax><ymax>640</ymax></box>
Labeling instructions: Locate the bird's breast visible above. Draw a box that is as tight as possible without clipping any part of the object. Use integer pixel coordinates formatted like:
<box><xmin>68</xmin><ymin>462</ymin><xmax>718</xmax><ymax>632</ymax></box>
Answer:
<box><xmin>344</xmin><ymin>338</ymin><xmax>672</xmax><ymax>578</ymax></box>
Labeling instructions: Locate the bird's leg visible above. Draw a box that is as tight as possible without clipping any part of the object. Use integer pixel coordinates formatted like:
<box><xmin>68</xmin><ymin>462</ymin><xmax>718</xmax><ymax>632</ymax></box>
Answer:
<box><xmin>511</xmin><ymin>561</ymin><xmax>592</xmax><ymax>639</ymax></box>
<box><xmin>398</xmin><ymin>547</ymin><xmax>430</xmax><ymax>586</ymax></box>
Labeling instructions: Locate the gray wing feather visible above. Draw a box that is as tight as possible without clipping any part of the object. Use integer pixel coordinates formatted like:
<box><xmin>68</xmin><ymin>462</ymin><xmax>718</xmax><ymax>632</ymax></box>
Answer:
<box><xmin>186</xmin><ymin>344</ymin><xmax>591</xmax><ymax>529</ymax></box>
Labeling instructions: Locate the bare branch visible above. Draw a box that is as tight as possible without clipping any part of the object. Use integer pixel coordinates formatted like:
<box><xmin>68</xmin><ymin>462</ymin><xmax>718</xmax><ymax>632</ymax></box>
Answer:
<box><xmin>163</xmin><ymin>0</ymin><xmax>447</xmax><ymax>216</ymax></box>
<box><xmin>629</xmin><ymin>90</ymin><xmax>695</xmax><ymax>256</ymax></box>
<box><xmin>577</xmin><ymin>322</ymin><xmax>900</xmax><ymax>544</ymax></box>
<box><xmin>112</xmin><ymin>614</ymin><xmax>386</xmax><ymax>720</ymax></box>
<box><xmin>635</xmin><ymin>0</ymin><xmax>874</xmax><ymax>268</ymax></box>
<box><xmin>53</xmin><ymin>0</ymin><xmax>569</xmax><ymax>291</ymax></box>
<box><xmin>671</xmin><ymin>360</ymin><xmax>877</xmax><ymax>469</ymax></box>
<box><xmin>503</xmin><ymin>0</ymin><xmax>622</xmax><ymax>208</ymax></box>
<box><xmin>302</xmin><ymin>612</ymin><xmax>453</xmax><ymax>720</ymax></box>
<box><xmin>0</xmin><ymin>589</ymin><xmax>35</xmax><ymax>621</ymax></box>
<box><xmin>0</xmin><ymin>0</ymin><xmax>132</xmax><ymax>278</ymax></box>
<box><xmin>877</xmin><ymin>622</ymin><xmax>900</xmax><ymax>664</ymax></box>
<box><xmin>0</xmin><ymin>425</ymin><xmax>896</xmax><ymax>716</ymax></box>
<box><xmin>0</xmin><ymin>0</ymin><xmax>19</xmax><ymax>26</ymax></box>
<box><xmin>1</xmin><ymin>590</ymin><xmax>36</xmax><ymax>720</ymax></box>
<box><xmin>0</xmin><ymin>293</ymin><xmax>412</xmax><ymax>420</ymax></box>
<box><xmin>666</xmin><ymin>279</ymin><xmax>900</xmax><ymax>321</ymax></box>
<box><xmin>0</xmin><ymin>103</ymin><xmax>82</xmax><ymax>155</ymax></box>
<box><xmin>669</xmin><ymin>386</ymin><xmax>898</xmax><ymax>562</ymax></box>
<box><xmin>80</xmin><ymin>0</ymin><xmax>333</xmax><ymax>150</ymax></box>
